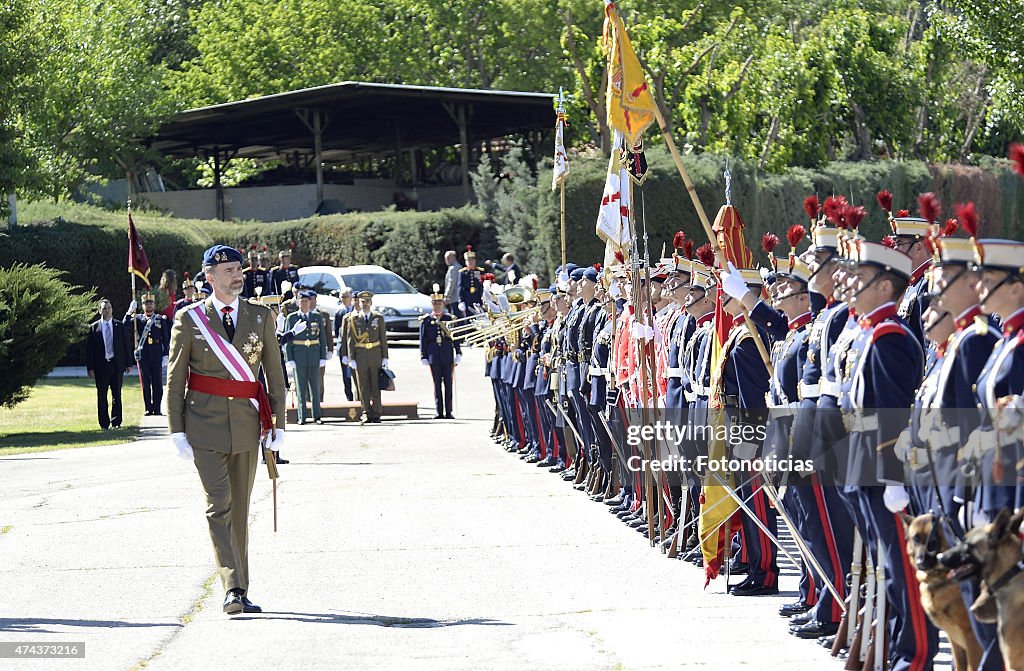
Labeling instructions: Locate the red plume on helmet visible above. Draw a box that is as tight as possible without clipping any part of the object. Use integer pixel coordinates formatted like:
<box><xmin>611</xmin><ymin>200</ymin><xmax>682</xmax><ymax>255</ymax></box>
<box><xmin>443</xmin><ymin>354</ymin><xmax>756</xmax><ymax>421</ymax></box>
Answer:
<box><xmin>876</xmin><ymin>190</ymin><xmax>893</xmax><ymax>215</ymax></box>
<box><xmin>786</xmin><ymin>224</ymin><xmax>806</xmax><ymax>249</ymax></box>
<box><xmin>250</xmin><ymin>243</ymin><xmax>257</xmax><ymax>250</ymax></box>
<box><xmin>593</xmin><ymin>263</ymin><xmax>602</xmax><ymax>271</ymax></box>
<box><xmin>761</xmin><ymin>233</ymin><xmax>780</xmax><ymax>254</ymax></box>
<box><xmin>183</xmin><ymin>271</ymin><xmax>190</xmax><ymax>280</ymax></box>
<box><xmin>802</xmin><ymin>195</ymin><xmax>820</xmax><ymax>221</ymax></box>
<box><xmin>954</xmin><ymin>202</ymin><xmax>979</xmax><ymax>239</ymax></box>
<box><xmin>682</xmin><ymin>239</ymin><xmax>695</xmax><ymax>260</ymax></box>
<box><xmin>614</xmin><ymin>249</ymin><xmax>625</xmax><ymax>264</ymax></box>
<box><xmin>844</xmin><ymin>205</ymin><xmax>866</xmax><ymax>231</ymax></box>
<box><xmin>466</xmin><ymin>244</ymin><xmax>473</xmax><ymax>252</ymax></box>
<box><xmin>288</xmin><ymin>241</ymin><xmax>295</xmax><ymax>250</ymax></box>
<box><xmin>897</xmin><ymin>209</ymin><xmax>910</xmax><ymax>217</ymax></box>
<box><xmin>941</xmin><ymin>218</ymin><xmax>959</xmax><ymax>238</ymax></box>
<box><xmin>881</xmin><ymin>235</ymin><xmax>897</xmax><ymax>249</ymax></box>
<box><xmin>917</xmin><ymin>192</ymin><xmax>941</xmax><ymax>223</ymax></box>
<box><xmin>823</xmin><ymin>195</ymin><xmax>848</xmax><ymax>226</ymax></box>
<box><xmin>672</xmin><ymin>230</ymin><xmax>686</xmax><ymax>251</ymax></box>
<box><xmin>1009</xmin><ymin>143</ymin><xmax>1024</xmax><ymax>178</ymax></box>
<box><xmin>695</xmin><ymin>243</ymin><xmax>715</xmax><ymax>267</ymax></box>
<box><xmin>532</xmin><ymin>277</ymin><xmax>539</xmax><ymax>290</ymax></box>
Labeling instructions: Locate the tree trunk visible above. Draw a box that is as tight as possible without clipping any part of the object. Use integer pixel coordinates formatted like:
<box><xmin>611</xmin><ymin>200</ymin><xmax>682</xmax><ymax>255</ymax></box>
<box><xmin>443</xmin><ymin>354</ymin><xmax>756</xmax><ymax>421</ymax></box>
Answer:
<box><xmin>560</xmin><ymin>8</ymin><xmax>609</xmax><ymax>153</ymax></box>
<box><xmin>759</xmin><ymin>115</ymin><xmax>780</xmax><ymax>170</ymax></box>
<box><xmin>850</xmin><ymin>102</ymin><xmax>873</xmax><ymax>160</ymax></box>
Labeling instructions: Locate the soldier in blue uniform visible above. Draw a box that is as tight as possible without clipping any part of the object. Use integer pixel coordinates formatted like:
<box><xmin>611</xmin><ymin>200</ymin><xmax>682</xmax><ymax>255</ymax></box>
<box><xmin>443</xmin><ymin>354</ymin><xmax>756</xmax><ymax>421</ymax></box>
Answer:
<box><xmin>879</xmin><ymin>195</ymin><xmax>934</xmax><ymax>347</ymax></box>
<box><xmin>964</xmin><ymin>238</ymin><xmax>1024</xmax><ymax>516</ymax></box>
<box><xmin>270</xmin><ymin>249</ymin><xmax>301</xmax><ymax>299</ymax></box>
<box><xmin>536</xmin><ymin>286</ymin><xmax>570</xmax><ymax>470</ymax></box>
<box><xmin>172</xmin><ymin>274</ymin><xmax>199</xmax><ymax>313</ymax></box>
<box><xmin>242</xmin><ymin>250</ymin><xmax>271</xmax><ymax>299</ymax></box>
<box><xmin>125</xmin><ymin>293</ymin><xmax>171</xmax><ymax>416</ymax></box>
<box><xmin>719</xmin><ymin>263</ymin><xmax>778</xmax><ymax>596</ymax></box>
<box><xmin>838</xmin><ymin>238</ymin><xmax>938</xmax><ymax>671</ymax></box>
<box><xmin>420</xmin><ymin>285</ymin><xmax>462</xmax><ymax>419</ymax></box>
<box><xmin>458</xmin><ymin>246</ymin><xmax>485</xmax><ymax>314</ymax></box>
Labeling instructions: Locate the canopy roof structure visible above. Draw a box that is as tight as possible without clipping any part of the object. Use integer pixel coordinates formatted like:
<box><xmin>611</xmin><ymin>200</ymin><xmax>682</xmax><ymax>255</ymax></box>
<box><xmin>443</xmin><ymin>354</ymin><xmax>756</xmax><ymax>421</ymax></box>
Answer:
<box><xmin>146</xmin><ymin>81</ymin><xmax>555</xmax><ymax>219</ymax></box>
<box><xmin>149</xmin><ymin>81</ymin><xmax>556</xmax><ymax>162</ymax></box>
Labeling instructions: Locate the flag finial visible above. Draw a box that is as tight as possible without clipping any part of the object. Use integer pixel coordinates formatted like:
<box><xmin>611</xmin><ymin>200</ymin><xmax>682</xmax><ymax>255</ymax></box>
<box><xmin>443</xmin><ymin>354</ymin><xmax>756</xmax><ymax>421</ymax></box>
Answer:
<box><xmin>724</xmin><ymin>158</ymin><xmax>732</xmax><ymax>207</ymax></box>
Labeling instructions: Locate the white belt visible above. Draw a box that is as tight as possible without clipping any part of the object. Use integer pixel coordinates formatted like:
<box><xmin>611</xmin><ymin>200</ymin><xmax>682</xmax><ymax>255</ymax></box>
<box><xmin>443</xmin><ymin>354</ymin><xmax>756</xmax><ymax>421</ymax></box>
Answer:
<box><xmin>666</xmin><ymin>367</ymin><xmax>683</xmax><ymax>379</ymax></box>
<box><xmin>926</xmin><ymin>425</ymin><xmax>961</xmax><ymax>450</ymax></box>
<box><xmin>589</xmin><ymin>367</ymin><xmax>608</xmax><ymax>377</ymax></box>
<box><xmin>692</xmin><ymin>383</ymin><xmax>708</xmax><ymax>396</ymax></box>
<box><xmin>769</xmin><ymin>402</ymin><xmax>800</xmax><ymax>417</ymax></box>
<box><xmin>843</xmin><ymin>413</ymin><xmax>878</xmax><ymax>432</ymax></box>
<box><xmin>799</xmin><ymin>382</ymin><xmax>819</xmax><ymax>399</ymax></box>
<box><xmin>684</xmin><ymin>390</ymin><xmax>696</xmax><ymax>402</ymax></box>
<box><xmin>819</xmin><ymin>379</ymin><xmax>841</xmax><ymax>397</ymax></box>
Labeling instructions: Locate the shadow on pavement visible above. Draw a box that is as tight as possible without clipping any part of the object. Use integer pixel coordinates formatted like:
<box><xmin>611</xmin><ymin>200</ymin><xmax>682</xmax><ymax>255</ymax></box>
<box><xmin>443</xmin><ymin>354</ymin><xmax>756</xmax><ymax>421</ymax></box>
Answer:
<box><xmin>231</xmin><ymin>612</ymin><xmax>511</xmax><ymax>627</ymax></box>
<box><xmin>0</xmin><ymin>618</ymin><xmax>180</xmax><ymax>633</ymax></box>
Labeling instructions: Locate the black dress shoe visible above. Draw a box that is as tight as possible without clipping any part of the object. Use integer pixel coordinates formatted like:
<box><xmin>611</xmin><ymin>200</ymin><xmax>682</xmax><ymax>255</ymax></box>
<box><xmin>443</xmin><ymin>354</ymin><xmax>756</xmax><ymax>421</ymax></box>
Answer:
<box><xmin>779</xmin><ymin>601</ymin><xmax>813</xmax><ymax>617</ymax></box>
<box><xmin>788</xmin><ymin>612</ymin><xmax>815</xmax><ymax>628</ymax></box>
<box><xmin>560</xmin><ymin>468</ymin><xmax>576</xmax><ymax>481</ymax></box>
<box><xmin>792</xmin><ymin>621</ymin><xmax>839</xmax><ymax>639</ymax></box>
<box><xmin>525</xmin><ymin>455</ymin><xmax>540</xmax><ymax>463</ymax></box>
<box><xmin>275</xmin><ymin>456</ymin><xmax>290</xmax><ymax>464</ymax></box>
<box><xmin>727</xmin><ymin>578</ymin><xmax>754</xmax><ymax>594</ymax></box>
<box><xmin>153</xmin><ymin>411</ymin><xmax>163</xmax><ymax>416</ymax></box>
<box><xmin>434</xmin><ymin>414</ymin><xmax>444</xmax><ymax>419</ymax></box>
<box><xmin>241</xmin><ymin>596</ymin><xmax>262</xmax><ymax>614</ymax></box>
<box><xmin>604</xmin><ymin>495</ymin><xmax>624</xmax><ymax>506</ymax></box>
<box><xmin>548</xmin><ymin>463</ymin><xmax>567</xmax><ymax>473</ymax></box>
<box><xmin>299</xmin><ymin>419</ymin><xmax>308</xmax><ymax>425</ymax></box>
<box><xmin>370</xmin><ymin>418</ymin><xmax>382</xmax><ymax>423</ymax></box>
<box><xmin>536</xmin><ymin>457</ymin><xmax>556</xmax><ymax>467</ymax></box>
<box><xmin>731</xmin><ymin>583</ymin><xmax>779</xmax><ymax>597</ymax></box>
<box><xmin>223</xmin><ymin>591</ymin><xmax>243</xmax><ymax>615</ymax></box>
<box><xmin>819</xmin><ymin>635</ymin><xmax>838</xmax><ymax>649</ymax></box>
<box><xmin>444</xmin><ymin>413</ymin><xmax>455</xmax><ymax>419</ymax></box>
<box><xmin>728</xmin><ymin>560</ymin><xmax>749</xmax><ymax>575</ymax></box>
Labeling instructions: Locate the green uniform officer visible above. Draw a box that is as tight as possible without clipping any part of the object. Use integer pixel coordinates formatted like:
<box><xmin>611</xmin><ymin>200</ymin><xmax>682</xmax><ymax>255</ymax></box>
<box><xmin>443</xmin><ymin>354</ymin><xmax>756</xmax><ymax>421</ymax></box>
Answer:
<box><xmin>344</xmin><ymin>290</ymin><xmax>389</xmax><ymax>423</ymax></box>
<box><xmin>284</xmin><ymin>290</ymin><xmax>328</xmax><ymax>424</ymax></box>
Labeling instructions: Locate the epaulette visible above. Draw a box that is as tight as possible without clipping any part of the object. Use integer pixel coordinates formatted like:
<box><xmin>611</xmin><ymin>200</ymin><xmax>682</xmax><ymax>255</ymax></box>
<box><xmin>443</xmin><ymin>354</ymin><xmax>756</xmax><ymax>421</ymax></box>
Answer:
<box><xmin>973</xmin><ymin>315</ymin><xmax>989</xmax><ymax>337</ymax></box>
<box><xmin>418</xmin><ymin>313</ymin><xmax>431</xmax><ymax>321</ymax></box>
<box><xmin>871</xmin><ymin>322</ymin><xmax>908</xmax><ymax>342</ymax></box>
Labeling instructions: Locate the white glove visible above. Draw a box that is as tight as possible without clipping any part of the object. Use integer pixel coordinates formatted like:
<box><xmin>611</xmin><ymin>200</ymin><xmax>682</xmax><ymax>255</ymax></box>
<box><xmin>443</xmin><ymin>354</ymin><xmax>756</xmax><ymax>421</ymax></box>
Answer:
<box><xmin>894</xmin><ymin>429</ymin><xmax>911</xmax><ymax>463</ymax></box>
<box><xmin>341</xmin><ymin>355</ymin><xmax>350</xmax><ymax>365</ymax></box>
<box><xmin>334</xmin><ymin>343</ymin><xmax>342</xmax><ymax>356</ymax></box>
<box><xmin>883</xmin><ymin>484</ymin><xmax>910</xmax><ymax>513</ymax></box>
<box><xmin>421</xmin><ymin>358</ymin><xmax>430</xmax><ymax>366</ymax></box>
<box><xmin>455</xmin><ymin>354</ymin><xmax>462</xmax><ymax>364</ymax></box>
<box><xmin>170</xmin><ymin>432</ymin><xmax>193</xmax><ymax>460</ymax></box>
<box><xmin>161</xmin><ymin>355</ymin><xmax>168</xmax><ymax>369</ymax></box>
<box><xmin>996</xmin><ymin>395</ymin><xmax>1024</xmax><ymax>438</ymax></box>
<box><xmin>721</xmin><ymin>262</ymin><xmax>751</xmax><ymax>301</ymax></box>
<box><xmin>961</xmin><ymin>429</ymin><xmax>988</xmax><ymax>461</ymax></box>
<box><xmin>348</xmin><ymin>360</ymin><xmax>357</xmax><ymax>370</ymax></box>
<box><xmin>325</xmin><ymin>350</ymin><xmax>334</xmax><ymax>361</ymax></box>
<box><xmin>458</xmin><ymin>302</ymin><xmax>466</xmax><ymax>313</ymax></box>
<box><xmin>381</xmin><ymin>358</ymin><xmax>389</xmax><ymax>368</ymax></box>
<box><xmin>286</xmin><ymin>360</ymin><xmax>296</xmax><ymax>373</ymax></box>
<box><xmin>290</xmin><ymin>320</ymin><xmax>307</xmax><ymax>336</ymax></box>
<box><xmin>268</xmin><ymin>429</ymin><xmax>284</xmax><ymax>452</ymax></box>
<box><xmin>128</xmin><ymin>299</ymin><xmax>138</xmax><ymax>313</ymax></box>
<box><xmin>319</xmin><ymin>359</ymin><xmax>327</xmax><ymax>368</ymax></box>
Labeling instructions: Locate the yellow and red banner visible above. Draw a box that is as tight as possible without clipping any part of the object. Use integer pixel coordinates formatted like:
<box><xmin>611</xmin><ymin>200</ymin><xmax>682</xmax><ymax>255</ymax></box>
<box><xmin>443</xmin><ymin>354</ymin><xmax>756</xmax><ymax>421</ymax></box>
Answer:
<box><xmin>603</xmin><ymin>1</ymin><xmax>657</xmax><ymax>148</ymax></box>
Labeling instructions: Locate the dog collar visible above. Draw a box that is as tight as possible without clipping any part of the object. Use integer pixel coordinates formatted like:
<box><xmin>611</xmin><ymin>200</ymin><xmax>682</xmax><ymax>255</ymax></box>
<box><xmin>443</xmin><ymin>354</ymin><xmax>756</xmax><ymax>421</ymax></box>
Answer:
<box><xmin>989</xmin><ymin>560</ymin><xmax>1024</xmax><ymax>593</ymax></box>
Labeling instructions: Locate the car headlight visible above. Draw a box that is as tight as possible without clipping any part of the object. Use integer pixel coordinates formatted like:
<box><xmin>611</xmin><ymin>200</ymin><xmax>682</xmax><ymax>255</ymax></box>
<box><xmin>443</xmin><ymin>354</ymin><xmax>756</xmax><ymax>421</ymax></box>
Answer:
<box><xmin>380</xmin><ymin>307</ymin><xmax>400</xmax><ymax>317</ymax></box>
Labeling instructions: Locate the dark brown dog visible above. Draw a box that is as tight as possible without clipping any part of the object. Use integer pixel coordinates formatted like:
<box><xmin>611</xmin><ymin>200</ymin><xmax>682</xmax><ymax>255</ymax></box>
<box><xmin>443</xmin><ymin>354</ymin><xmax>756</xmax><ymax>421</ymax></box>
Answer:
<box><xmin>940</xmin><ymin>508</ymin><xmax>1024</xmax><ymax>671</ymax></box>
<box><xmin>903</xmin><ymin>513</ymin><xmax>983</xmax><ymax>671</ymax></box>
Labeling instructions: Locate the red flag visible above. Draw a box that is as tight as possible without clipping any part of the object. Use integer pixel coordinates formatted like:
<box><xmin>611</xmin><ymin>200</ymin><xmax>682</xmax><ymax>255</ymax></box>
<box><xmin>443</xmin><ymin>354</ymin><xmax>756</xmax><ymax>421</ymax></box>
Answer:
<box><xmin>128</xmin><ymin>212</ymin><xmax>151</xmax><ymax>288</ymax></box>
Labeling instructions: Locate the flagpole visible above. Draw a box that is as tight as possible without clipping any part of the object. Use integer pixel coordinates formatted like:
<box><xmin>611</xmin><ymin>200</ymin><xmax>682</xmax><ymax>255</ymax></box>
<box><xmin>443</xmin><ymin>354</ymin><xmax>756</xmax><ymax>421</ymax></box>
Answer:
<box><xmin>127</xmin><ymin>200</ymin><xmax>143</xmax><ymax>395</ymax></box>
<box><xmin>560</xmin><ymin>179</ymin><xmax>567</xmax><ymax>269</ymax></box>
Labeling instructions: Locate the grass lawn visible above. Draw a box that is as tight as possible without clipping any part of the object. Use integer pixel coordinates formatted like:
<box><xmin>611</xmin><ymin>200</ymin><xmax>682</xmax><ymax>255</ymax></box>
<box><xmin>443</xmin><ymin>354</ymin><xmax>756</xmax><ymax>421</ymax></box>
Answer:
<box><xmin>0</xmin><ymin>377</ymin><xmax>145</xmax><ymax>455</ymax></box>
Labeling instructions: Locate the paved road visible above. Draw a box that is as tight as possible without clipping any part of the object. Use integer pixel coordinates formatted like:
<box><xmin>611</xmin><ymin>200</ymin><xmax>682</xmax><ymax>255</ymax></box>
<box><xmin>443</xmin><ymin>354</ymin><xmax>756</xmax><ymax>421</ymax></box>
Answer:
<box><xmin>1</xmin><ymin>345</ymin><xmax>899</xmax><ymax>670</ymax></box>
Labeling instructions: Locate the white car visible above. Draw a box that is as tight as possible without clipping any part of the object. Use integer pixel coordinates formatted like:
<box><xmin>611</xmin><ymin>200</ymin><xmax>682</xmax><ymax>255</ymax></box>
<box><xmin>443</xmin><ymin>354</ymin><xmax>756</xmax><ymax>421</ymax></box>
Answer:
<box><xmin>297</xmin><ymin>265</ymin><xmax>432</xmax><ymax>339</ymax></box>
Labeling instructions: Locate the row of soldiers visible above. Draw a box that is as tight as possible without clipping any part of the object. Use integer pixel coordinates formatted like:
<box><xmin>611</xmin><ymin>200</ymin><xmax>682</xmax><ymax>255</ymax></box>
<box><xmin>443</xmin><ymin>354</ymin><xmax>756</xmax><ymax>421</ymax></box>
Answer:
<box><xmin>240</xmin><ymin>247</ymin><xmax>302</xmax><ymax>299</ymax></box>
<box><xmin>478</xmin><ymin>192</ymin><xmax>1023</xmax><ymax>671</ymax></box>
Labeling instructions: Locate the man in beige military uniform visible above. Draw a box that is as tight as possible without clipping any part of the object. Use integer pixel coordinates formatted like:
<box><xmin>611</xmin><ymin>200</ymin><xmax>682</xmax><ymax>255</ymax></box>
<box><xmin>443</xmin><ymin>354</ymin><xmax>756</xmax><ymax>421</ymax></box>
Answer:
<box><xmin>166</xmin><ymin>245</ymin><xmax>286</xmax><ymax>615</ymax></box>
<box><xmin>343</xmin><ymin>290</ymin><xmax>389</xmax><ymax>423</ymax></box>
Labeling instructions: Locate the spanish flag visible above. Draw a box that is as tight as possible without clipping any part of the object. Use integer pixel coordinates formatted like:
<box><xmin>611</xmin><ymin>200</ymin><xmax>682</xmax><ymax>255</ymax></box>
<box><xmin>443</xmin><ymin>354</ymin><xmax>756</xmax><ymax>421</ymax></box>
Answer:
<box><xmin>127</xmin><ymin>212</ymin><xmax>151</xmax><ymax>289</ymax></box>
<box><xmin>603</xmin><ymin>1</ymin><xmax>657</xmax><ymax>147</ymax></box>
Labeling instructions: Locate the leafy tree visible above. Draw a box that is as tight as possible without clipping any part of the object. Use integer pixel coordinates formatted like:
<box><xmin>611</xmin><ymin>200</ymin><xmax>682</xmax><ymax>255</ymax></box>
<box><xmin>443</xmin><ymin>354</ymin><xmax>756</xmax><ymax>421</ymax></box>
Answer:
<box><xmin>0</xmin><ymin>263</ymin><xmax>96</xmax><ymax>407</ymax></box>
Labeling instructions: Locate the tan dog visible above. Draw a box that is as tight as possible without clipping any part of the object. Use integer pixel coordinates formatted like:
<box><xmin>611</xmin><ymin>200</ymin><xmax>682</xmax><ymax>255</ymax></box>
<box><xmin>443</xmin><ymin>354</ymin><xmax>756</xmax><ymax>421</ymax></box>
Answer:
<box><xmin>903</xmin><ymin>513</ymin><xmax>983</xmax><ymax>671</ymax></box>
<box><xmin>940</xmin><ymin>508</ymin><xmax>1024</xmax><ymax>671</ymax></box>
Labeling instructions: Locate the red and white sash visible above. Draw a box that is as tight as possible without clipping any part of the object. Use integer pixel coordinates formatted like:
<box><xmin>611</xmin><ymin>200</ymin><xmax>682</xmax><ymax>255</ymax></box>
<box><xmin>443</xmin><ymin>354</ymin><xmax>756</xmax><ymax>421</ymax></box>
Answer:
<box><xmin>188</xmin><ymin>305</ymin><xmax>259</xmax><ymax>413</ymax></box>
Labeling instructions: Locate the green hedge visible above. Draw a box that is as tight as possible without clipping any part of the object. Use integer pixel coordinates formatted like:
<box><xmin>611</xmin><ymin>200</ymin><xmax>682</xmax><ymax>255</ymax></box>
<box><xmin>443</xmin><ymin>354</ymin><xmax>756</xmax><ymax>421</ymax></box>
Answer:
<box><xmin>532</xmin><ymin>148</ymin><xmax>1024</xmax><ymax>276</ymax></box>
<box><xmin>0</xmin><ymin>203</ymin><xmax>493</xmax><ymax>312</ymax></box>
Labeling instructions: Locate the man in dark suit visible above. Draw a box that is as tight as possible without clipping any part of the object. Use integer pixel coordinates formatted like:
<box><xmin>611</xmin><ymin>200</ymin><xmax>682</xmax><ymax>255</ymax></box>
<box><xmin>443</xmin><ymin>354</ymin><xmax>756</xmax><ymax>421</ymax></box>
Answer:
<box><xmin>85</xmin><ymin>299</ymin><xmax>133</xmax><ymax>429</ymax></box>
